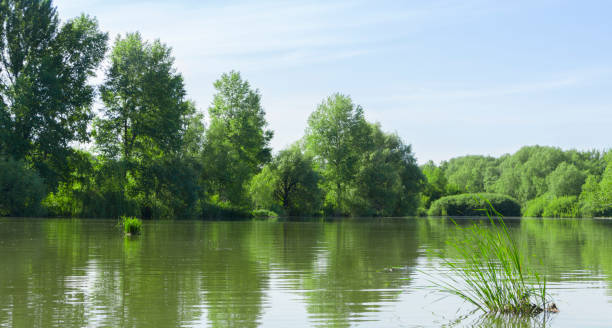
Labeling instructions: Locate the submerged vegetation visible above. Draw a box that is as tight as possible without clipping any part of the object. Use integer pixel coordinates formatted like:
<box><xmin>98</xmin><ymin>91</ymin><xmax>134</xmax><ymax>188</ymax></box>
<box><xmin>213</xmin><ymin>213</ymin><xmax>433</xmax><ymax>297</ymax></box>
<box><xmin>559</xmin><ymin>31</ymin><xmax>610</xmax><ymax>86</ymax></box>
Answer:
<box><xmin>431</xmin><ymin>201</ymin><xmax>554</xmax><ymax>316</ymax></box>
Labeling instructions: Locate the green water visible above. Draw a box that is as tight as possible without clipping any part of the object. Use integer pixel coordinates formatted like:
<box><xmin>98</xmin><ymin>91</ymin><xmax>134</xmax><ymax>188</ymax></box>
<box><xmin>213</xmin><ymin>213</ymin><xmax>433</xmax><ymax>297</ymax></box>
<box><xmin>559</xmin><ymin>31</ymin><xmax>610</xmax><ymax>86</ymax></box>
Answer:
<box><xmin>1</xmin><ymin>217</ymin><xmax>611</xmax><ymax>327</ymax></box>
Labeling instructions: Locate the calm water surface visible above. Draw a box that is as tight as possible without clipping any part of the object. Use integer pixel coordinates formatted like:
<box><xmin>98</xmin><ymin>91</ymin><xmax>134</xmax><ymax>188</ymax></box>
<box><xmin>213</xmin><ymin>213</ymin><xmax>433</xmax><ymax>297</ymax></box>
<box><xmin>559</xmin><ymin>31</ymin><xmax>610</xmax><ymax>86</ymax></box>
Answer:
<box><xmin>1</xmin><ymin>217</ymin><xmax>612</xmax><ymax>327</ymax></box>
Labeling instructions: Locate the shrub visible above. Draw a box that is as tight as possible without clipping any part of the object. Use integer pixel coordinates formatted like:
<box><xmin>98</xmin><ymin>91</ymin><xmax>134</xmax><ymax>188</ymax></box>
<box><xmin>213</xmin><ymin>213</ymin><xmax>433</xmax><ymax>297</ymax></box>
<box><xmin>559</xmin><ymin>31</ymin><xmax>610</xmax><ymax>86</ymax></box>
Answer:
<box><xmin>0</xmin><ymin>157</ymin><xmax>46</xmax><ymax>217</ymax></box>
<box><xmin>522</xmin><ymin>194</ymin><xmax>579</xmax><ymax>218</ymax></box>
<box><xmin>251</xmin><ymin>209</ymin><xmax>278</xmax><ymax>218</ymax></box>
<box><xmin>201</xmin><ymin>196</ymin><xmax>251</xmax><ymax>219</ymax></box>
<box><xmin>541</xmin><ymin>196</ymin><xmax>579</xmax><ymax>218</ymax></box>
<box><xmin>522</xmin><ymin>196</ymin><xmax>548</xmax><ymax>217</ymax></box>
<box><xmin>122</xmin><ymin>216</ymin><xmax>142</xmax><ymax>235</ymax></box>
<box><xmin>428</xmin><ymin>193</ymin><xmax>521</xmax><ymax>217</ymax></box>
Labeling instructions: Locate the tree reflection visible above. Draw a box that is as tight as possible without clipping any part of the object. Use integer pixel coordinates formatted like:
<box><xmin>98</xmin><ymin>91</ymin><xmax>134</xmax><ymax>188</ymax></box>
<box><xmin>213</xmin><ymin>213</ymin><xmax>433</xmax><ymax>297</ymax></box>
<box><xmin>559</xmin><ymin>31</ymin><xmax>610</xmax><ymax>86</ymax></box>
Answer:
<box><xmin>301</xmin><ymin>219</ymin><xmax>420</xmax><ymax>327</ymax></box>
<box><xmin>5</xmin><ymin>217</ymin><xmax>612</xmax><ymax>327</ymax></box>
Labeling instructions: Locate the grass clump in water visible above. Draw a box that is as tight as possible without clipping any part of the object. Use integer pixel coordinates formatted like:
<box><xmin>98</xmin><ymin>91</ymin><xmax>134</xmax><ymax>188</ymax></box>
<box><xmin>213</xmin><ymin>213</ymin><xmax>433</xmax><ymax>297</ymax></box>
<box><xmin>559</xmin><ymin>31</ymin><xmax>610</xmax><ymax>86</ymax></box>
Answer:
<box><xmin>432</xmin><ymin>198</ymin><xmax>556</xmax><ymax>316</ymax></box>
<box><xmin>121</xmin><ymin>216</ymin><xmax>142</xmax><ymax>235</ymax></box>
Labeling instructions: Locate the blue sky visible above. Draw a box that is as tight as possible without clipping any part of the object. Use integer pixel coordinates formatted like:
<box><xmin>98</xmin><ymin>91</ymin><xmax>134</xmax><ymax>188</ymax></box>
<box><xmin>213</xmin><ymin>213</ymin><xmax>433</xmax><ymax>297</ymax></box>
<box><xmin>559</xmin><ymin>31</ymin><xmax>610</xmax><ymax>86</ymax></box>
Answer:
<box><xmin>55</xmin><ymin>0</ymin><xmax>612</xmax><ymax>163</ymax></box>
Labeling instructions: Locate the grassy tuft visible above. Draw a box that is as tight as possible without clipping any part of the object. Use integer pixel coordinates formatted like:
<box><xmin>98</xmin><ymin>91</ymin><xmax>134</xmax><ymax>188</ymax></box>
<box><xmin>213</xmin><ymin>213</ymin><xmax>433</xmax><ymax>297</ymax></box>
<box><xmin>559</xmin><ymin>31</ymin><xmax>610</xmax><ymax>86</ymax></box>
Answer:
<box><xmin>121</xmin><ymin>216</ymin><xmax>142</xmax><ymax>235</ymax></box>
<box><xmin>431</xmin><ymin>198</ymin><xmax>554</xmax><ymax>316</ymax></box>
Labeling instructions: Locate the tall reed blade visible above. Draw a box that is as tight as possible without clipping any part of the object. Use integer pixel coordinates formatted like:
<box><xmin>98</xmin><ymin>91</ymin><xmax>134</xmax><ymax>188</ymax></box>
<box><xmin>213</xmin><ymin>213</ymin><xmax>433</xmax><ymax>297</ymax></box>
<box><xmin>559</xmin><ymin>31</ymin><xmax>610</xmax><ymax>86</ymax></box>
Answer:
<box><xmin>429</xmin><ymin>197</ymin><xmax>555</xmax><ymax>316</ymax></box>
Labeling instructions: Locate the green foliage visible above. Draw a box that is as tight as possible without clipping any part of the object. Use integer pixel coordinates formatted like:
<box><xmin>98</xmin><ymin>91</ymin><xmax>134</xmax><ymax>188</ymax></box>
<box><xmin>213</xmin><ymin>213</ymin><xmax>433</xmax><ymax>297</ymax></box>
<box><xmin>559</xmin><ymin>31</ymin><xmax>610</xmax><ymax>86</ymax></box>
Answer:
<box><xmin>0</xmin><ymin>1</ymin><xmax>107</xmax><ymax>187</ymax></box>
<box><xmin>128</xmin><ymin>156</ymin><xmax>202</xmax><ymax>219</ymax></box>
<box><xmin>271</xmin><ymin>145</ymin><xmax>322</xmax><ymax>216</ymax></box>
<box><xmin>249</xmin><ymin>145</ymin><xmax>322</xmax><ymax>216</ymax></box>
<box><xmin>547</xmin><ymin>162</ymin><xmax>586</xmax><ymax>197</ymax></box>
<box><xmin>0</xmin><ymin>157</ymin><xmax>46</xmax><ymax>216</ymax></box>
<box><xmin>305</xmin><ymin>94</ymin><xmax>370</xmax><ymax>214</ymax></box>
<box><xmin>423</xmin><ymin>146</ymin><xmax>610</xmax><ymax>218</ymax></box>
<box><xmin>305</xmin><ymin>95</ymin><xmax>422</xmax><ymax>216</ymax></box>
<box><xmin>94</xmin><ymin>32</ymin><xmax>201</xmax><ymax>219</ymax></box>
<box><xmin>428</xmin><ymin>193</ymin><xmax>521</xmax><ymax>217</ymax></box>
<box><xmin>122</xmin><ymin>216</ymin><xmax>142</xmax><ymax>235</ymax></box>
<box><xmin>523</xmin><ymin>194</ymin><xmax>580</xmax><ymax>218</ymax></box>
<box><xmin>42</xmin><ymin>153</ymin><xmax>137</xmax><ymax>218</ymax></box>
<box><xmin>351</xmin><ymin>124</ymin><xmax>423</xmax><ymax>216</ymax></box>
<box><xmin>431</xmin><ymin>204</ymin><xmax>552</xmax><ymax>315</ymax></box>
<box><xmin>0</xmin><ymin>1</ymin><xmax>604</xmax><ymax>220</ymax></box>
<box><xmin>95</xmin><ymin>32</ymin><xmax>192</xmax><ymax>160</ymax></box>
<box><xmin>201</xmin><ymin>196</ymin><xmax>251</xmax><ymax>219</ymax></box>
<box><xmin>578</xmin><ymin>155</ymin><xmax>612</xmax><ymax>217</ymax></box>
<box><xmin>542</xmin><ymin>196</ymin><xmax>579</xmax><ymax>218</ymax></box>
<box><xmin>202</xmin><ymin>71</ymin><xmax>273</xmax><ymax>207</ymax></box>
<box><xmin>521</xmin><ymin>196</ymin><xmax>547</xmax><ymax>218</ymax></box>
<box><xmin>251</xmin><ymin>209</ymin><xmax>278</xmax><ymax>218</ymax></box>
<box><xmin>489</xmin><ymin>146</ymin><xmax>564</xmax><ymax>202</ymax></box>
<box><xmin>441</xmin><ymin>155</ymin><xmax>499</xmax><ymax>193</ymax></box>
<box><xmin>420</xmin><ymin>161</ymin><xmax>448</xmax><ymax>211</ymax></box>
<box><xmin>248</xmin><ymin>166</ymin><xmax>279</xmax><ymax>212</ymax></box>
<box><xmin>42</xmin><ymin>152</ymin><xmax>203</xmax><ymax>220</ymax></box>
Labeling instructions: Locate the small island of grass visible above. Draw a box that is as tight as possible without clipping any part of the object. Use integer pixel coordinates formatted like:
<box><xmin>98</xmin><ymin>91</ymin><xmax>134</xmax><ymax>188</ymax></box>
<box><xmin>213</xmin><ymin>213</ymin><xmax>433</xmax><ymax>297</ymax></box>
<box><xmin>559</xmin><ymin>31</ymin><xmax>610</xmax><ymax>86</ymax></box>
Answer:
<box><xmin>122</xmin><ymin>216</ymin><xmax>142</xmax><ymax>236</ymax></box>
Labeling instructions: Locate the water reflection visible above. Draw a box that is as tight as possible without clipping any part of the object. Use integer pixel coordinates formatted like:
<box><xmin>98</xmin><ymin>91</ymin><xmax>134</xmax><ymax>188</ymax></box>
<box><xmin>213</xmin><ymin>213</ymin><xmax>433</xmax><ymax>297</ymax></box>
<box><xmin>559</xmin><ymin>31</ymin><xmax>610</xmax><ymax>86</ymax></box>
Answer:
<box><xmin>444</xmin><ymin>311</ymin><xmax>553</xmax><ymax>328</ymax></box>
<box><xmin>0</xmin><ymin>217</ymin><xmax>612</xmax><ymax>327</ymax></box>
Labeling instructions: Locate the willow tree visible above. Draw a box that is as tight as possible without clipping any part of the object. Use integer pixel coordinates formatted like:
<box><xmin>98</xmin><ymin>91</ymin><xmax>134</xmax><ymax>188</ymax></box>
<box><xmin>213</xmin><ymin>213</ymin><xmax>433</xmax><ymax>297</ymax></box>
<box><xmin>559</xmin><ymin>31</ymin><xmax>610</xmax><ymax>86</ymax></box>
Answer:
<box><xmin>0</xmin><ymin>0</ymin><xmax>107</xmax><ymax>186</ymax></box>
<box><xmin>352</xmin><ymin>124</ymin><xmax>423</xmax><ymax>216</ymax></box>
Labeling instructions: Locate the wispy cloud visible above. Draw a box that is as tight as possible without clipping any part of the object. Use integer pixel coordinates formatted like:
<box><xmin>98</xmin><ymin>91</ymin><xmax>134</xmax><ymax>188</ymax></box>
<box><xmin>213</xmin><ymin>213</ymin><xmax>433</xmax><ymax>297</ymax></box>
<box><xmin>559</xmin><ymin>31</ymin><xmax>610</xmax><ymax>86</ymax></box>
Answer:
<box><xmin>56</xmin><ymin>0</ymin><xmax>501</xmax><ymax>70</ymax></box>
<box><xmin>365</xmin><ymin>68</ymin><xmax>611</xmax><ymax>104</ymax></box>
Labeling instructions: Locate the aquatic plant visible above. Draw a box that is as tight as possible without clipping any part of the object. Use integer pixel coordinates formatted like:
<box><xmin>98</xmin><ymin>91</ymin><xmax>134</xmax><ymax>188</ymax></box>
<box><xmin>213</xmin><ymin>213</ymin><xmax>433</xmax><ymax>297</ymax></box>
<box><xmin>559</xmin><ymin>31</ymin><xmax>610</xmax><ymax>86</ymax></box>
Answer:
<box><xmin>121</xmin><ymin>216</ymin><xmax>142</xmax><ymax>235</ymax></box>
<box><xmin>431</xmin><ymin>199</ymin><xmax>555</xmax><ymax>316</ymax></box>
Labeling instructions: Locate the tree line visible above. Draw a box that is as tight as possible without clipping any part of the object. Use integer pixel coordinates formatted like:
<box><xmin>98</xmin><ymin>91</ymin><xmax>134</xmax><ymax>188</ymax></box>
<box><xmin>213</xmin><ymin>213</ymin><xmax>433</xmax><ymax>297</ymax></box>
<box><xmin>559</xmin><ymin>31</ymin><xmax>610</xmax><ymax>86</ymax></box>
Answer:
<box><xmin>420</xmin><ymin>146</ymin><xmax>612</xmax><ymax>217</ymax></box>
<box><xmin>0</xmin><ymin>1</ymin><xmax>609</xmax><ymax>219</ymax></box>
<box><xmin>0</xmin><ymin>0</ymin><xmax>423</xmax><ymax>219</ymax></box>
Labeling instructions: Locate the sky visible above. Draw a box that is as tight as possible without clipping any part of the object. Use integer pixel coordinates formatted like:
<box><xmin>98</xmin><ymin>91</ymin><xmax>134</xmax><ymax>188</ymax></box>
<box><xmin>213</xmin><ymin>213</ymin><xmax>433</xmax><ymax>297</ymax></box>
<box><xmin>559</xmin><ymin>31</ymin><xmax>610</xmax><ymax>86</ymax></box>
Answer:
<box><xmin>54</xmin><ymin>0</ymin><xmax>612</xmax><ymax>164</ymax></box>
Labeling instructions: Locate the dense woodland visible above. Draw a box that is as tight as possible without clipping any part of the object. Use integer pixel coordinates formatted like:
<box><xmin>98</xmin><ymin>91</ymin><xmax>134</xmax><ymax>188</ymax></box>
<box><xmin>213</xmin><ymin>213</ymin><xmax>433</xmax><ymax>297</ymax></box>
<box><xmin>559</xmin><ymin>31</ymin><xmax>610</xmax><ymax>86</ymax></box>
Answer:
<box><xmin>421</xmin><ymin>147</ymin><xmax>612</xmax><ymax>218</ymax></box>
<box><xmin>0</xmin><ymin>1</ymin><xmax>610</xmax><ymax>219</ymax></box>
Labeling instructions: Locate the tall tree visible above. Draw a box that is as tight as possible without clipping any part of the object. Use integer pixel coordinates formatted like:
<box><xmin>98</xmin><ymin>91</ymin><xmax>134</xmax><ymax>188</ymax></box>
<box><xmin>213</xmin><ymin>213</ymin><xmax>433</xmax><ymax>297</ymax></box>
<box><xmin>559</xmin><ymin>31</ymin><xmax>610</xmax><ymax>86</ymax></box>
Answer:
<box><xmin>352</xmin><ymin>124</ymin><xmax>423</xmax><ymax>216</ymax></box>
<box><xmin>202</xmin><ymin>71</ymin><xmax>273</xmax><ymax>206</ymax></box>
<box><xmin>95</xmin><ymin>32</ymin><xmax>192</xmax><ymax>161</ymax></box>
<box><xmin>0</xmin><ymin>0</ymin><xmax>107</xmax><ymax>186</ymax></box>
<box><xmin>304</xmin><ymin>93</ymin><xmax>370</xmax><ymax>214</ymax></box>
<box><xmin>95</xmin><ymin>32</ymin><xmax>198</xmax><ymax>218</ymax></box>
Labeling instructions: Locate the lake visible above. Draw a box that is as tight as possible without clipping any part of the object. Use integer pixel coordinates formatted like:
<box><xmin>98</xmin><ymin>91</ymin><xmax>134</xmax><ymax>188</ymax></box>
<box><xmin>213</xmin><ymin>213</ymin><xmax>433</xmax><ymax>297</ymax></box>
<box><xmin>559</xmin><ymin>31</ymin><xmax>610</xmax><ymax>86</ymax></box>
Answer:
<box><xmin>1</xmin><ymin>217</ymin><xmax>611</xmax><ymax>327</ymax></box>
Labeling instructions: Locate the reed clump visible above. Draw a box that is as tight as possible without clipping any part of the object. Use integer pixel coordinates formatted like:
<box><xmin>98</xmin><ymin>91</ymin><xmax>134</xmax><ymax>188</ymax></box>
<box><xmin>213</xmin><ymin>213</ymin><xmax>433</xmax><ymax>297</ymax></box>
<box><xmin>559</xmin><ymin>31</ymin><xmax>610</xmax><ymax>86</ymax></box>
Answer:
<box><xmin>121</xmin><ymin>216</ymin><xmax>142</xmax><ymax>235</ymax></box>
<box><xmin>432</xmin><ymin>199</ymin><xmax>555</xmax><ymax>316</ymax></box>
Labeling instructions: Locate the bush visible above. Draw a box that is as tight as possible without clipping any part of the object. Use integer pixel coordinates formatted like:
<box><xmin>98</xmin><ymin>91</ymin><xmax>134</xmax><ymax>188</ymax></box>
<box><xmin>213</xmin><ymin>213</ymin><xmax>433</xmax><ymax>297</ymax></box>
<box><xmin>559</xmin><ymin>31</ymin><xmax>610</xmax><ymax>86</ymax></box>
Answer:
<box><xmin>42</xmin><ymin>156</ymin><xmax>138</xmax><ymax>218</ymax></box>
<box><xmin>0</xmin><ymin>157</ymin><xmax>46</xmax><ymax>217</ymax></box>
<box><xmin>201</xmin><ymin>196</ymin><xmax>251</xmax><ymax>219</ymax></box>
<box><xmin>542</xmin><ymin>196</ymin><xmax>579</xmax><ymax>218</ymax></box>
<box><xmin>251</xmin><ymin>209</ymin><xmax>278</xmax><ymax>218</ymax></box>
<box><xmin>122</xmin><ymin>216</ymin><xmax>142</xmax><ymax>235</ymax></box>
<box><xmin>522</xmin><ymin>196</ymin><xmax>548</xmax><ymax>217</ymax></box>
<box><xmin>522</xmin><ymin>194</ymin><xmax>579</xmax><ymax>218</ymax></box>
<box><xmin>428</xmin><ymin>193</ymin><xmax>521</xmax><ymax>217</ymax></box>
